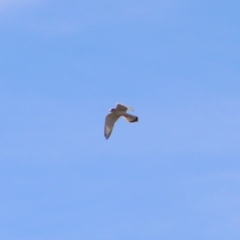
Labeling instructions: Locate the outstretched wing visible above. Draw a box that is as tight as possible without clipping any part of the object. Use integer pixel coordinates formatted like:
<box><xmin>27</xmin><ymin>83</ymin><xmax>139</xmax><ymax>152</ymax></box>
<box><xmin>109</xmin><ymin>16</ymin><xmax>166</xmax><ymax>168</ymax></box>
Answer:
<box><xmin>123</xmin><ymin>113</ymin><xmax>138</xmax><ymax>123</ymax></box>
<box><xmin>104</xmin><ymin>113</ymin><xmax>120</xmax><ymax>139</ymax></box>
<box><xmin>116</xmin><ymin>103</ymin><xmax>133</xmax><ymax>112</ymax></box>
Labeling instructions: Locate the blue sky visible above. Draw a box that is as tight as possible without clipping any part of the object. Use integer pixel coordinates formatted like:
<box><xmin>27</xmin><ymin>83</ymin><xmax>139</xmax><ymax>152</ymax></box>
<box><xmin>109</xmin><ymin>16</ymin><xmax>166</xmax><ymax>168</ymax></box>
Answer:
<box><xmin>1</xmin><ymin>1</ymin><xmax>240</xmax><ymax>239</ymax></box>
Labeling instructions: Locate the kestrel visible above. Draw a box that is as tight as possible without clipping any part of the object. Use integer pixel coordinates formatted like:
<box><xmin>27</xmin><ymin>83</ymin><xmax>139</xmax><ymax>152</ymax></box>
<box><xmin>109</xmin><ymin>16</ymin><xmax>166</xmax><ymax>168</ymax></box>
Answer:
<box><xmin>104</xmin><ymin>103</ymin><xmax>138</xmax><ymax>139</ymax></box>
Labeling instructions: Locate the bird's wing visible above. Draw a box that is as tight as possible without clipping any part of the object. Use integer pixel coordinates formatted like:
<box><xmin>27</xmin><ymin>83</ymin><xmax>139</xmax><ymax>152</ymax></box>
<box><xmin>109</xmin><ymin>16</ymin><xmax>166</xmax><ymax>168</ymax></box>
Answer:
<box><xmin>116</xmin><ymin>103</ymin><xmax>134</xmax><ymax>112</ymax></box>
<box><xmin>104</xmin><ymin>113</ymin><xmax>120</xmax><ymax>139</ymax></box>
<box><xmin>122</xmin><ymin>113</ymin><xmax>138</xmax><ymax>123</ymax></box>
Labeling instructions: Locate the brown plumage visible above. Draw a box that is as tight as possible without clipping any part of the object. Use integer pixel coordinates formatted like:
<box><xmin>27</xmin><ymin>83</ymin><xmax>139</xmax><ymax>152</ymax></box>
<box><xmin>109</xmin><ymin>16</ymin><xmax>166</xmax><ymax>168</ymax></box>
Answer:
<box><xmin>104</xmin><ymin>103</ymin><xmax>138</xmax><ymax>139</ymax></box>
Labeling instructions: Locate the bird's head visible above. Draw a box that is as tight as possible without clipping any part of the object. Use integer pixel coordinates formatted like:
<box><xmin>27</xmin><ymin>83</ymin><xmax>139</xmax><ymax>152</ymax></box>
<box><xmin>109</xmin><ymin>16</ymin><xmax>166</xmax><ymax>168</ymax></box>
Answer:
<box><xmin>110</xmin><ymin>108</ymin><xmax>116</xmax><ymax>113</ymax></box>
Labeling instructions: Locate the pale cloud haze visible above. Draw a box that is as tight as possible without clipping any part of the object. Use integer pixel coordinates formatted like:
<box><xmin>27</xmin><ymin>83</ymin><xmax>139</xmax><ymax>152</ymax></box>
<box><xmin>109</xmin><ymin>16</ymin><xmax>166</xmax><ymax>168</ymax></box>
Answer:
<box><xmin>0</xmin><ymin>0</ymin><xmax>41</xmax><ymax>11</ymax></box>
<box><xmin>0</xmin><ymin>0</ymin><xmax>185</xmax><ymax>34</ymax></box>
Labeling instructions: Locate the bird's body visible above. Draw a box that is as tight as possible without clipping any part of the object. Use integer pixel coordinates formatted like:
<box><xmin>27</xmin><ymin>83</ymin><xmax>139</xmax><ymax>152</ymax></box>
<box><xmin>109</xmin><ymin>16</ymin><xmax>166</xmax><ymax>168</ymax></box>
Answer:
<box><xmin>104</xmin><ymin>103</ymin><xmax>138</xmax><ymax>139</ymax></box>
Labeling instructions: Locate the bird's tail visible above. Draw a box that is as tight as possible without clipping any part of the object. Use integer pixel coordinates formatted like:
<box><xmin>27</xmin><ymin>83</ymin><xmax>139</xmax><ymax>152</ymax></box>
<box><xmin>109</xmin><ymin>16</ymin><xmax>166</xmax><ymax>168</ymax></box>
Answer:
<box><xmin>122</xmin><ymin>113</ymin><xmax>138</xmax><ymax>123</ymax></box>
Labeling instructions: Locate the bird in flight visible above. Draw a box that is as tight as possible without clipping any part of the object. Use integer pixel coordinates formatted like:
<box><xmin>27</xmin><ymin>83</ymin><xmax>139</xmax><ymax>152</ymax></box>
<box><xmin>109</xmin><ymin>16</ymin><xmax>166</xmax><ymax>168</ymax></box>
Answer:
<box><xmin>104</xmin><ymin>103</ymin><xmax>138</xmax><ymax>139</ymax></box>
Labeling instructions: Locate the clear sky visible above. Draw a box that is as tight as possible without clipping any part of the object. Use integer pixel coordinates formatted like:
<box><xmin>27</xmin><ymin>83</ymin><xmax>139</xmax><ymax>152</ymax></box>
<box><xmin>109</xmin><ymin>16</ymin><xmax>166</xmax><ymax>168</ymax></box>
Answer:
<box><xmin>1</xmin><ymin>1</ymin><xmax>240</xmax><ymax>239</ymax></box>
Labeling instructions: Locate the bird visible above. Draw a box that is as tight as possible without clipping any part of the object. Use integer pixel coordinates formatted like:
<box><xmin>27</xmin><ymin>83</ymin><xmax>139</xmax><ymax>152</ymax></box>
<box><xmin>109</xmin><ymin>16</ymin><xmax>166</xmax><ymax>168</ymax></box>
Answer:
<box><xmin>104</xmin><ymin>103</ymin><xmax>138</xmax><ymax>139</ymax></box>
